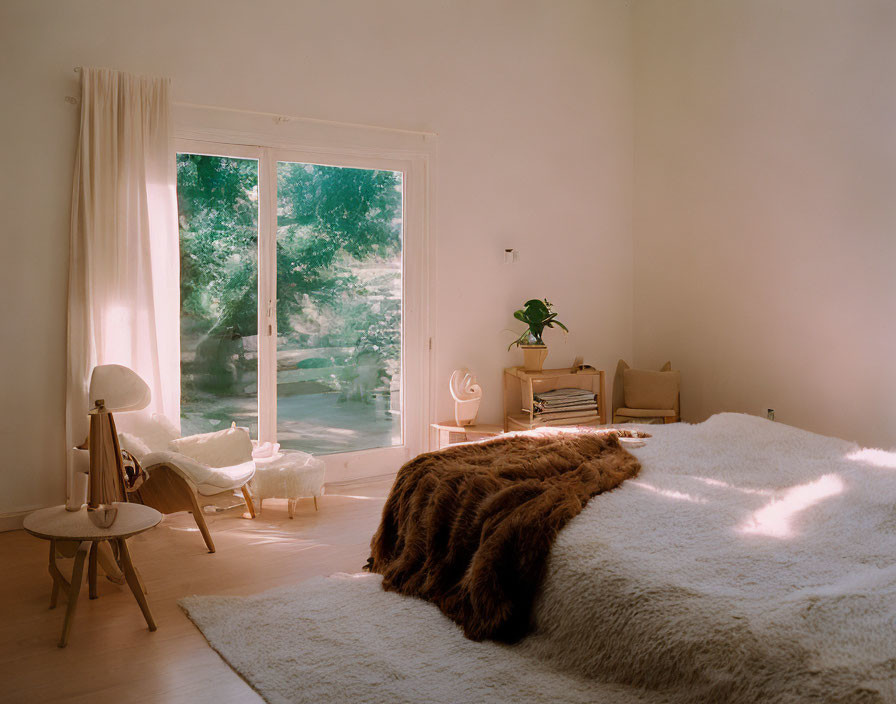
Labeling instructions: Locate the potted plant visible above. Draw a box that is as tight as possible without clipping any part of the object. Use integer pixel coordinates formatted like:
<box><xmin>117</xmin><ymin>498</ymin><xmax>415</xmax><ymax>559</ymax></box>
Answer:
<box><xmin>508</xmin><ymin>298</ymin><xmax>568</xmax><ymax>371</ymax></box>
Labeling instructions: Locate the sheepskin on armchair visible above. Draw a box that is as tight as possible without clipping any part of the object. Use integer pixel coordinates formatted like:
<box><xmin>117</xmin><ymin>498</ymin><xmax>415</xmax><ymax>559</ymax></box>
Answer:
<box><xmin>118</xmin><ymin>416</ymin><xmax>257</xmax><ymax>553</ymax></box>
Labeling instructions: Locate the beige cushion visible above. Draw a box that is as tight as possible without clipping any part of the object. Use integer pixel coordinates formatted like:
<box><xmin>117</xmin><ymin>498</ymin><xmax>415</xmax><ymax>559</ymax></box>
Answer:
<box><xmin>169</xmin><ymin>426</ymin><xmax>254</xmax><ymax>468</ymax></box>
<box><xmin>623</xmin><ymin>369</ymin><xmax>680</xmax><ymax>410</ymax></box>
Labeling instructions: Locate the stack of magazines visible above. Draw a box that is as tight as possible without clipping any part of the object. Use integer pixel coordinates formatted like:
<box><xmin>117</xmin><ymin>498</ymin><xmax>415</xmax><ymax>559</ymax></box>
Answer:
<box><xmin>530</xmin><ymin>387</ymin><xmax>599</xmax><ymax>425</ymax></box>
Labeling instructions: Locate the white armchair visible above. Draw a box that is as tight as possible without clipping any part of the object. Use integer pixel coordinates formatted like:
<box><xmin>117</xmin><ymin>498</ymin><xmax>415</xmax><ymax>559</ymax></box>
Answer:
<box><xmin>118</xmin><ymin>416</ymin><xmax>257</xmax><ymax>553</ymax></box>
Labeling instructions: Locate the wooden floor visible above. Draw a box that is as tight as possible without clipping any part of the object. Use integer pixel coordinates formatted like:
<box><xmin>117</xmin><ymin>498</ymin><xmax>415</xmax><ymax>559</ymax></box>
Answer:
<box><xmin>0</xmin><ymin>477</ymin><xmax>393</xmax><ymax>704</ymax></box>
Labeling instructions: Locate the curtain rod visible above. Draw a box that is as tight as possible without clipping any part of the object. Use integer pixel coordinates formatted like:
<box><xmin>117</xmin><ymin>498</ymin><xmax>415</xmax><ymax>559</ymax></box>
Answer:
<box><xmin>68</xmin><ymin>67</ymin><xmax>437</xmax><ymax>138</ymax></box>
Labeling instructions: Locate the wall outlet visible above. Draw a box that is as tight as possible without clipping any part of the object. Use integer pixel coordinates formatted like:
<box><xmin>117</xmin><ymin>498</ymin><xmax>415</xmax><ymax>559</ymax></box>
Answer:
<box><xmin>766</xmin><ymin>408</ymin><xmax>775</xmax><ymax>421</ymax></box>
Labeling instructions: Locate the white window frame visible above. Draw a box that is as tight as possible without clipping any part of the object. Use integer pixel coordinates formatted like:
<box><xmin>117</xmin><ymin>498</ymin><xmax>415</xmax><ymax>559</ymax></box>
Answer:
<box><xmin>175</xmin><ymin>124</ymin><xmax>434</xmax><ymax>482</ymax></box>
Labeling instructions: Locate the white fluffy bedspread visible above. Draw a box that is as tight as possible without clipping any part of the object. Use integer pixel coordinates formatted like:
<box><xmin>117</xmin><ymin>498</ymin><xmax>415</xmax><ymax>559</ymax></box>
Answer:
<box><xmin>527</xmin><ymin>413</ymin><xmax>896</xmax><ymax>702</ymax></box>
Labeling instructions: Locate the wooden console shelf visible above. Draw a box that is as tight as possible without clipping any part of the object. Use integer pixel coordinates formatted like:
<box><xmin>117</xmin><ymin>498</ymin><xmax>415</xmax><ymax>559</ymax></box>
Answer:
<box><xmin>503</xmin><ymin>366</ymin><xmax>607</xmax><ymax>432</ymax></box>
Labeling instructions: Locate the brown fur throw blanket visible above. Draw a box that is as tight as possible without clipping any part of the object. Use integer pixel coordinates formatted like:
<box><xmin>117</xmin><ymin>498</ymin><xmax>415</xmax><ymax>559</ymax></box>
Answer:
<box><xmin>368</xmin><ymin>429</ymin><xmax>643</xmax><ymax>643</ymax></box>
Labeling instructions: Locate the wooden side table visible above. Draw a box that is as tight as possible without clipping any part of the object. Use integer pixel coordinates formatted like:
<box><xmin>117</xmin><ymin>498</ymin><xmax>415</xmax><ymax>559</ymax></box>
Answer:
<box><xmin>23</xmin><ymin>502</ymin><xmax>162</xmax><ymax>647</ymax></box>
<box><xmin>503</xmin><ymin>365</ymin><xmax>607</xmax><ymax>431</ymax></box>
<box><xmin>430</xmin><ymin>421</ymin><xmax>504</xmax><ymax>450</ymax></box>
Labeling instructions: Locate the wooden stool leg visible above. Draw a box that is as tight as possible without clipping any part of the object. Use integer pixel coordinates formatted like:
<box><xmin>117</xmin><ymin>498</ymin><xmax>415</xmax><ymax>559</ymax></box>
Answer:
<box><xmin>241</xmin><ymin>485</ymin><xmax>256</xmax><ymax>519</ymax></box>
<box><xmin>59</xmin><ymin>541</ymin><xmax>90</xmax><ymax>648</ymax></box>
<box><xmin>97</xmin><ymin>541</ymin><xmax>124</xmax><ymax>584</ymax></box>
<box><xmin>48</xmin><ymin>540</ymin><xmax>59</xmax><ymax>609</ymax></box>
<box><xmin>116</xmin><ymin>539</ymin><xmax>156</xmax><ymax>632</ymax></box>
<box><xmin>88</xmin><ymin>542</ymin><xmax>98</xmax><ymax>600</ymax></box>
<box><xmin>133</xmin><ymin>565</ymin><xmax>148</xmax><ymax>595</ymax></box>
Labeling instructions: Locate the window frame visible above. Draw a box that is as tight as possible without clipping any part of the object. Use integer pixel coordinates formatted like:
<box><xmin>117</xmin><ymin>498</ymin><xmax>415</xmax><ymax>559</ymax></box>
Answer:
<box><xmin>175</xmin><ymin>129</ymin><xmax>434</xmax><ymax>482</ymax></box>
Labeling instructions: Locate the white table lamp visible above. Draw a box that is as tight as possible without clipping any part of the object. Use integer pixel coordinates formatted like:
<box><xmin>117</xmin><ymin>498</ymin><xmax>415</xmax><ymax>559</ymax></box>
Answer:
<box><xmin>89</xmin><ymin>364</ymin><xmax>151</xmax><ymax>413</ymax></box>
<box><xmin>85</xmin><ymin>364</ymin><xmax>151</xmax><ymax>517</ymax></box>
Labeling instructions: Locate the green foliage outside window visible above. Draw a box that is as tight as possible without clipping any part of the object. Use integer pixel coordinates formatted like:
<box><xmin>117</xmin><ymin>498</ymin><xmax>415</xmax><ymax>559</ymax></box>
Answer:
<box><xmin>176</xmin><ymin>154</ymin><xmax>402</xmax><ymax>407</ymax></box>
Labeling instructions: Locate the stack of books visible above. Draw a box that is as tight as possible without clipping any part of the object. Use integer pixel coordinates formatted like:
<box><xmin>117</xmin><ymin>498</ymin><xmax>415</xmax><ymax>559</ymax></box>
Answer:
<box><xmin>530</xmin><ymin>388</ymin><xmax>599</xmax><ymax>425</ymax></box>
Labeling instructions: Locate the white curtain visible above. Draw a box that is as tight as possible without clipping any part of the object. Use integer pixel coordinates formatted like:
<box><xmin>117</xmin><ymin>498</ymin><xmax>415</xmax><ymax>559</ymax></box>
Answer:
<box><xmin>65</xmin><ymin>68</ymin><xmax>180</xmax><ymax>503</ymax></box>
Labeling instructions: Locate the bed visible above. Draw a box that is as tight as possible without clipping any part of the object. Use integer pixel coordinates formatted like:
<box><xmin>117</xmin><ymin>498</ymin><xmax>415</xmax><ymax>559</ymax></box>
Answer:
<box><xmin>182</xmin><ymin>413</ymin><xmax>894</xmax><ymax>703</ymax></box>
<box><xmin>521</xmin><ymin>413</ymin><xmax>896</xmax><ymax>703</ymax></box>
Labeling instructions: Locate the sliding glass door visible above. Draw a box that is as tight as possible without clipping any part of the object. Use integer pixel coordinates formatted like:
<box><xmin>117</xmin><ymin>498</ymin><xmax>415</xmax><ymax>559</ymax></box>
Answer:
<box><xmin>176</xmin><ymin>141</ymin><xmax>418</xmax><ymax>472</ymax></box>
<box><xmin>274</xmin><ymin>161</ymin><xmax>403</xmax><ymax>454</ymax></box>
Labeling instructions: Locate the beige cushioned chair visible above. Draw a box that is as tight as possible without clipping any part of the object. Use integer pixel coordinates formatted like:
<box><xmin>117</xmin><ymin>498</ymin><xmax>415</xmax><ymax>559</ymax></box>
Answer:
<box><xmin>612</xmin><ymin>360</ymin><xmax>680</xmax><ymax>424</ymax></box>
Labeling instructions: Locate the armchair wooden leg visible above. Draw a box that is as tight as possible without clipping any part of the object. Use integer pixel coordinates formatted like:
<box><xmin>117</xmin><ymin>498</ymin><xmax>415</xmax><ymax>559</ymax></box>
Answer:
<box><xmin>313</xmin><ymin>496</ymin><xmax>318</xmax><ymax>512</ymax></box>
<box><xmin>186</xmin><ymin>490</ymin><xmax>215</xmax><ymax>553</ymax></box>
<box><xmin>288</xmin><ymin>498</ymin><xmax>297</xmax><ymax>519</ymax></box>
<box><xmin>138</xmin><ymin>464</ymin><xmax>217</xmax><ymax>554</ymax></box>
<box><xmin>241</xmin><ymin>485</ymin><xmax>256</xmax><ymax>519</ymax></box>
<box><xmin>191</xmin><ymin>507</ymin><xmax>216</xmax><ymax>554</ymax></box>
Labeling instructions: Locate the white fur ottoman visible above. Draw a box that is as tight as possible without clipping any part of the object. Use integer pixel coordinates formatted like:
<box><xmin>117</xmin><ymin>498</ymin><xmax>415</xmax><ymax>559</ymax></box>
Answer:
<box><xmin>251</xmin><ymin>451</ymin><xmax>326</xmax><ymax>518</ymax></box>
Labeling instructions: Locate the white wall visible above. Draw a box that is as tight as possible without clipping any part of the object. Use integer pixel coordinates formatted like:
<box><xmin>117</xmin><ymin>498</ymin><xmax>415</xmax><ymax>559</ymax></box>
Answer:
<box><xmin>0</xmin><ymin>0</ymin><xmax>634</xmax><ymax>515</ymax></box>
<box><xmin>633</xmin><ymin>0</ymin><xmax>896</xmax><ymax>447</ymax></box>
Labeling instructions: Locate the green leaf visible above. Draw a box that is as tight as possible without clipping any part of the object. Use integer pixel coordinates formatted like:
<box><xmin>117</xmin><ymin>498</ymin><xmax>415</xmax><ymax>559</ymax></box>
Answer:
<box><xmin>507</xmin><ymin>330</ymin><xmax>528</xmax><ymax>350</ymax></box>
<box><xmin>524</xmin><ymin>299</ymin><xmax>549</xmax><ymax>317</ymax></box>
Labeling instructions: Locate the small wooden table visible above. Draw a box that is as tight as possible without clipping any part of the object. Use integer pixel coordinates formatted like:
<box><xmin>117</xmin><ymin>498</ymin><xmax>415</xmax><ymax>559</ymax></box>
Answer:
<box><xmin>430</xmin><ymin>421</ymin><xmax>504</xmax><ymax>450</ymax></box>
<box><xmin>23</xmin><ymin>503</ymin><xmax>162</xmax><ymax>647</ymax></box>
<box><xmin>503</xmin><ymin>366</ymin><xmax>607</xmax><ymax>431</ymax></box>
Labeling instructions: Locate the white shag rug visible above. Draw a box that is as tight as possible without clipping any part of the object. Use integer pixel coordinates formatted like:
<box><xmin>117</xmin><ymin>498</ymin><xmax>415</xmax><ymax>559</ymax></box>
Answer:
<box><xmin>180</xmin><ymin>572</ymin><xmax>668</xmax><ymax>704</ymax></box>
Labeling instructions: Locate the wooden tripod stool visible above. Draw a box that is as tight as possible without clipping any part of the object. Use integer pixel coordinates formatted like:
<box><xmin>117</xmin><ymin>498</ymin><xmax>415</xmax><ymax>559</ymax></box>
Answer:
<box><xmin>23</xmin><ymin>503</ymin><xmax>162</xmax><ymax>647</ymax></box>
